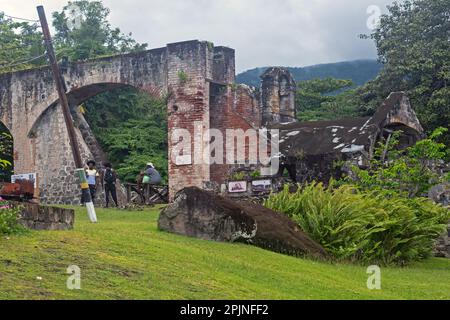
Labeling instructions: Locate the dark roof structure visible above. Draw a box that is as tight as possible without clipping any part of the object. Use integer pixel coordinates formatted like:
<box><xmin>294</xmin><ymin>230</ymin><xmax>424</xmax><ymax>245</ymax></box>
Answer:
<box><xmin>272</xmin><ymin>92</ymin><xmax>423</xmax><ymax>158</ymax></box>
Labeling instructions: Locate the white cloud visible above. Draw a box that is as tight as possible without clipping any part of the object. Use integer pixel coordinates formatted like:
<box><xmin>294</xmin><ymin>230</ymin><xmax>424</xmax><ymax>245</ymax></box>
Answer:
<box><xmin>1</xmin><ymin>0</ymin><xmax>395</xmax><ymax>72</ymax></box>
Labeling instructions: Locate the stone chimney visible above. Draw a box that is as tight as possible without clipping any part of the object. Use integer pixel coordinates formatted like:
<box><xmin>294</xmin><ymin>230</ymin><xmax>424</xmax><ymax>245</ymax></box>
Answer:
<box><xmin>260</xmin><ymin>67</ymin><xmax>297</xmax><ymax>126</ymax></box>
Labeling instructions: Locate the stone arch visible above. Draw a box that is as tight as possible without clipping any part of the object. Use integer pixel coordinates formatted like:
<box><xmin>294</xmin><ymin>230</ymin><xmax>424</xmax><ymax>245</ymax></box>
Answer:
<box><xmin>28</xmin><ymin>81</ymin><xmax>169</xmax><ymax>204</ymax></box>
<box><xmin>28</xmin><ymin>82</ymin><xmax>166</xmax><ymax>138</ymax></box>
<box><xmin>0</xmin><ymin>40</ymin><xmax>237</xmax><ymax>203</ymax></box>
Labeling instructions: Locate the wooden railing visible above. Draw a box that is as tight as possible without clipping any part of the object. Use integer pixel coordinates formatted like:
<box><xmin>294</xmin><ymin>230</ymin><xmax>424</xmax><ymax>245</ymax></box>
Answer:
<box><xmin>124</xmin><ymin>183</ymin><xmax>169</xmax><ymax>205</ymax></box>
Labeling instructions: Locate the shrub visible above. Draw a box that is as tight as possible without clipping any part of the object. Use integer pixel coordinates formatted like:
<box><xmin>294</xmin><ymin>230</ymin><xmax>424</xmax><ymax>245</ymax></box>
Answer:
<box><xmin>177</xmin><ymin>70</ymin><xmax>188</xmax><ymax>83</ymax></box>
<box><xmin>347</xmin><ymin>127</ymin><xmax>449</xmax><ymax>197</ymax></box>
<box><xmin>264</xmin><ymin>183</ymin><xmax>450</xmax><ymax>265</ymax></box>
<box><xmin>0</xmin><ymin>197</ymin><xmax>25</xmax><ymax>235</ymax></box>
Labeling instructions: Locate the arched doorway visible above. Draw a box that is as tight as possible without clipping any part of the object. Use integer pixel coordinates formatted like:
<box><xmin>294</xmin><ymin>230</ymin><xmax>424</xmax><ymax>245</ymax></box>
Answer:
<box><xmin>79</xmin><ymin>85</ymin><xmax>168</xmax><ymax>183</ymax></box>
<box><xmin>381</xmin><ymin>123</ymin><xmax>421</xmax><ymax>150</ymax></box>
<box><xmin>28</xmin><ymin>83</ymin><xmax>168</xmax><ymax>205</ymax></box>
<box><xmin>0</xmin><ymin>121</ymin><xmax>13</xmax><ymax>182</ymax></box>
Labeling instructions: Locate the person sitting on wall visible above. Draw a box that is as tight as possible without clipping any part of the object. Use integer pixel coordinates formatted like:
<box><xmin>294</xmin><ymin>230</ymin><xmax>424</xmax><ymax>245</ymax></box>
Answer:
<box><xmin>143</xmin><ymin>162</ymin><xmax>162</xmax><ymax>185</ymax></box>
<box><xmin>81</xmin><ymin>160</ymin><xmax>99</xmax><ymax>205</ymax></box>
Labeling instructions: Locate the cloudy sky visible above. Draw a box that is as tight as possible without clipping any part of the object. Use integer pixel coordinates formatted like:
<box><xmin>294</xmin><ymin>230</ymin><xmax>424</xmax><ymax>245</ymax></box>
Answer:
<box><xmin>1</xmin><ymin>0</ymin><xmax>397</xmax><ymax>72</ymax></box>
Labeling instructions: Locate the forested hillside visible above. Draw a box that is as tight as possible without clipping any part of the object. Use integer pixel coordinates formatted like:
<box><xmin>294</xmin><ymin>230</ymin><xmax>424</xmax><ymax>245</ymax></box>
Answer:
<box><xmin>236</xmin><ymin>60</ymin><xmax>383</xmax><ymax>88</ymax></box>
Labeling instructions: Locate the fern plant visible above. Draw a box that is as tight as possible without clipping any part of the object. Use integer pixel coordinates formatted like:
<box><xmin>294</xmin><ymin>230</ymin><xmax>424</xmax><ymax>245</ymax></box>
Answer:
<box><xmin>264</xmin><ymin>182</ymin><xmax>449</xmax><ymax>265</ymax></box>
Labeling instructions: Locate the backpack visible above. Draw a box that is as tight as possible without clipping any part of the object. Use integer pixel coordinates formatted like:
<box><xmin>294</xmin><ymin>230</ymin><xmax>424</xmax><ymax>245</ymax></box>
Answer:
<box><xmin>104</xmin><ymin>168</ymin><xmax>116</xmax><ymax>184</ymax></box>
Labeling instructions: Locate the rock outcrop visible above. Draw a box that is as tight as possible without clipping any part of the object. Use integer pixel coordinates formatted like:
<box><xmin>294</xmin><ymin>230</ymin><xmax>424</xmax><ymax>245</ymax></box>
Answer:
<box><xmin>429</xmin><ymin>183</ymin><xmax>450</xmax><ymax>258</ymax></box>
<box><xmin>158</xmin><ymin>187</ymin><xmax>328</xmax><ymax>259</ymax></box>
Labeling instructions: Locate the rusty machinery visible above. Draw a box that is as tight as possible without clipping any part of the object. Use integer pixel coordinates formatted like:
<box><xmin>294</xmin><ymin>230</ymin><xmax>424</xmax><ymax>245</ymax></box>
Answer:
<box><xmin>0</xmin><ymin>180</ymin><xmax>34</xmax><ymax>201</ymax></box>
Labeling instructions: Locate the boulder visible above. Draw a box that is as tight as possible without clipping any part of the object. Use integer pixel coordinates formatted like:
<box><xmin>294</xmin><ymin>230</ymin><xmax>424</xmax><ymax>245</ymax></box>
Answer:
<box><xmin>429</xmin><ymin>183</ymin><xmax>450</xmax><ymax>258</ymax></box>
<box><xmin>429</xmin><ymin>183</ymin><xmax>450</xmax><ymax>207</ymax></box>
<box><xmin>158</xmin><ymin>187</ymin><xmax>328</xmax><ymax>259</ymax></box>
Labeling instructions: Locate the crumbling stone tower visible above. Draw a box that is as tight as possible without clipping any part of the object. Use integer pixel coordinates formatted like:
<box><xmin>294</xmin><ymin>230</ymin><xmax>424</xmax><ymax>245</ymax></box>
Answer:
<box><xmin>260</xmin><ymin>67</ymin><xmax>297</xmax><ymax>126</ymax></box>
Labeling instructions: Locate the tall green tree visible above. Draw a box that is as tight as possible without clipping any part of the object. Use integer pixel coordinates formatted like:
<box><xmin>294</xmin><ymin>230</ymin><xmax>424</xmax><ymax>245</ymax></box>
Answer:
<box><xmin>0</xmin><ymin>13</ymin><xmax>45</xmax><ymax>73</ymax></box>
<box><xmin>295</xmin><ymin>78</ymin><xmax>356</xmax><ymax>121</ymax></box>
<box><xmin>359</xmin><ymin>0</ymin><xmax>449</xmax><ymax>143</ymax></box>
<box><xmin>52</xmin><ymin>0</ymin><xmax>147</xmax><ymax>61</ymax></box>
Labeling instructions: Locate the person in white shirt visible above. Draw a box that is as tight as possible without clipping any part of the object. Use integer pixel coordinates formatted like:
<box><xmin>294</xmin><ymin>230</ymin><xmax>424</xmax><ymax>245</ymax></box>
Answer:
<box><xmin>81</xmin><ymin>160</ymin><xmax>99</xmax><ymax>205</ymax></box>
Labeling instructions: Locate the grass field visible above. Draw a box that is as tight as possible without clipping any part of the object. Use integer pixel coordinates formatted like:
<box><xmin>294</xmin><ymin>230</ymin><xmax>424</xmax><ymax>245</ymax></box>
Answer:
<box><xmin>0</xmin><ymin>206</ymin><xmax>449</xmax><ymax>300</ymax></box>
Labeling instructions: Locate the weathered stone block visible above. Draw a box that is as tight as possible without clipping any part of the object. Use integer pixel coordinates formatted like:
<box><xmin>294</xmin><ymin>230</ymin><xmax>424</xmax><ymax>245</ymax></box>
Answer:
<box><xmin>13</xmin><ymin>202</ymin><xmax>75</xmax><ymax>231</ymax></box>
<box><xmin>158</xmin><ymin>187</ymin><xmax>328</xmax><ymax>259</ymax></box>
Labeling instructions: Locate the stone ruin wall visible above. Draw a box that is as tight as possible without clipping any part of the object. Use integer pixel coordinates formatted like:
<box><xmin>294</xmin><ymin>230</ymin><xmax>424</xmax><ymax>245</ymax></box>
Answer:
<box><xmin>1</xmin><ymin>38</ymin><xmax>298</xmax><ymax>204</ymax></box>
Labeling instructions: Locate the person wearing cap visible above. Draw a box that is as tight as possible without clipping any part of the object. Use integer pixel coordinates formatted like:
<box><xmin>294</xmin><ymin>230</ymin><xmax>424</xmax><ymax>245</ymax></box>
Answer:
<box><xmin>81</xmin><ymin>160</ymin><xmax>99</xmax><ymax>205</ymax></box>
<box><xmin>143</xmin><ymin>162</ymin><xmax>162</xmax><ymax>185</ymax></box>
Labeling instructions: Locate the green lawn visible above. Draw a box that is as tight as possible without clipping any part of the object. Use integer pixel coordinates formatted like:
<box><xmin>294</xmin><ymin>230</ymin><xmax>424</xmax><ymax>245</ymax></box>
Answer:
<box><xmin>0</xmin><ymin>206</ymin><xmax>449</xmax><ymax>300</ymax></box>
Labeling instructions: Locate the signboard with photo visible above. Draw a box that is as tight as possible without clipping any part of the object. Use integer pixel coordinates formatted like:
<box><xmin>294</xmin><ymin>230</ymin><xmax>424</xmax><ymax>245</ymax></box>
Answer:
<box><xmin>251</xmin><ymin>179</ymin><xmax>272</xmax><ymax>192</ymax></box>
<box><xmin>11</xmin><ymin>173</ymin><xmax>37</xmax><ymax>188</ymax></box>
<box><xmin>228</xmin><ymin>181</ymin><xmax>247</xmax><ymax>193</ymax></box>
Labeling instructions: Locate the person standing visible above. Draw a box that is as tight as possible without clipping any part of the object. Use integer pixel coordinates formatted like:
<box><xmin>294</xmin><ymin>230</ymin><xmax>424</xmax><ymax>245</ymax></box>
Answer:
<box><xmin>81</xmin><ymin>160</ymin><xmax>99</xmax><ymax>205</ymax></box>
<box><xmin>103</xmin><ymin>162</ymin><xmax>119</xmax><ymax>208</ymax></box>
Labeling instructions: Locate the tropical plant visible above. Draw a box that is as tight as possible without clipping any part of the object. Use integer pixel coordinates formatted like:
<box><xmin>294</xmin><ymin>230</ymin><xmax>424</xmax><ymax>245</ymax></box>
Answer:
<box><xmin>347</xmin><ymin>127</ymin><xmax>449</xmax><ymax>197</ymax></box>
<box><xmin>264</xmin><ymin>182</ymin><xmax>449</xmax><ymax>265</ymax></box>
<box><xmin>0</xmin><ymin>198</ymin><xmax>25</xmax><ymax>235</ymax></box>
<box><xmin>230</xmin><ymin>171</ymin><xmax>246</xmax><ymax>181</ymax></box>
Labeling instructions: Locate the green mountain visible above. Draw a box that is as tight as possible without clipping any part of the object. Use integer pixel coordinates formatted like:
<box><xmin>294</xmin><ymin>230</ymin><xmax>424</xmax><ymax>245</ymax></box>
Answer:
<box><xmin>236</xmin><ymin>59</ymin><xmax>383</xmax><ymax>87</ymax></box>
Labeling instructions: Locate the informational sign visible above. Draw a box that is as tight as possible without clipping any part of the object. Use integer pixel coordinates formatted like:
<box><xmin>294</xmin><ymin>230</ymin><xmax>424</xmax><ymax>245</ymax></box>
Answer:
<box><xmin>11</xmin><ymin>173</ymin><xmax>37</xmax><ymax>188</ymax></box>
<box><xmin>251</xmin><ymin>179</ymin><xmax>272</xmax><ymax>192</ymax></box>
<box><xmin>228</xmin><ymin>181</ymin><xmax>247</xmax><ymax>193</ymax></box>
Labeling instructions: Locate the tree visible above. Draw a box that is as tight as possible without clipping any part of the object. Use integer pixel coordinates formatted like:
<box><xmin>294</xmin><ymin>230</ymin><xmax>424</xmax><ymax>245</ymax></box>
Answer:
<box><xmin>84</xmin><ymin>87</ymin><xmax>168</xmax><ymax>183</ymax></box>
<box><xmin>347</xmin><ymin>127</ymin><xmax>449</xmax><ymax>198</ymax></box>
<box><xmin>359</xmin><ymin>0</ymin><xmax>450</xmax><ymax>144</ymax></box>
<box><xmin>52</xmin><ymin>0</ymin><xmax>147</xmax><ymax>61</ymax></box>
<box><xmin>0</xmin><ymin>13</ymin><xmax>45</xmax><ymax>73</ymax></box>
<box><xmin>295</xmin><ymin>78</ymin><xmax>356</xmax><ymax>121</ymax></box>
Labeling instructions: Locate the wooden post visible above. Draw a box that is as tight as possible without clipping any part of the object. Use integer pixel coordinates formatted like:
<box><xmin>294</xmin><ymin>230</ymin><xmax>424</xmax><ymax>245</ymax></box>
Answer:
<box><xmin>37</xmin><ymin>6</ymin><xmax>83</xmax><ymax>169</ymax></box>
<box><xmin>37</xmin><ymin>6</ymin><xmax>96</xmax><ymax>221</ymax></box>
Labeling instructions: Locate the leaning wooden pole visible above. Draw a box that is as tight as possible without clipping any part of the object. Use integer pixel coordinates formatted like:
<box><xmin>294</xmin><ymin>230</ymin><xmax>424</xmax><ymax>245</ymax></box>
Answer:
<box><xmin>37</xmin><ymin>5</ymin><xmax>97</xmax><ymax>222</ymax></box>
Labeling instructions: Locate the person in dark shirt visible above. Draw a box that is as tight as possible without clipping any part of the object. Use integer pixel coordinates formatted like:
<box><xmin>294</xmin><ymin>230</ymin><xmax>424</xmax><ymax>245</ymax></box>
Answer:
<box><xmin>103</xmin><ymin>162</ymin><xmax>119</xmax><ymax>208</ymax></box>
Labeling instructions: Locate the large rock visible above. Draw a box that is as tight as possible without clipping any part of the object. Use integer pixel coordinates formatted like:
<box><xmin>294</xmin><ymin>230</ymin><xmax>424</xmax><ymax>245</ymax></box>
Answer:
<box><xmin>429</xmin><ymin>183</ymin><xmax>450</xmax><ymax>258</ymax></box>
<box><xmin>158</xmin><ymin>187</ymin><xmax>328</xmax><ymax>259</ymax></box>
<box><xmin>429</xmin><ymin>183</ymin><xmax>450</xmax><ymax>207</ymax></box>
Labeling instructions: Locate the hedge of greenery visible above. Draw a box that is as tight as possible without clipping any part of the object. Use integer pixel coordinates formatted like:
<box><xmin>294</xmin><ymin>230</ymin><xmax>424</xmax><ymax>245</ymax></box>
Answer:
<box><xmin>264</xmin><ymin>183</ymin><xmax>449</xmax><ymax>266</ymax></box>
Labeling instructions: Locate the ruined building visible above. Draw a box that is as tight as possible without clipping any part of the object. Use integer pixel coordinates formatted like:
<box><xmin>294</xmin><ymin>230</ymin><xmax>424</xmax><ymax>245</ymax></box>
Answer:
<box><xmin>273</xmin><ymin>92</ymin><xmax>424</xmax><ymax>183</ymax></box>
<box><xmin>0</xmin><ymin>39</ymin><xmax>423</xmax><ymax>203</ymax></box>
